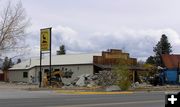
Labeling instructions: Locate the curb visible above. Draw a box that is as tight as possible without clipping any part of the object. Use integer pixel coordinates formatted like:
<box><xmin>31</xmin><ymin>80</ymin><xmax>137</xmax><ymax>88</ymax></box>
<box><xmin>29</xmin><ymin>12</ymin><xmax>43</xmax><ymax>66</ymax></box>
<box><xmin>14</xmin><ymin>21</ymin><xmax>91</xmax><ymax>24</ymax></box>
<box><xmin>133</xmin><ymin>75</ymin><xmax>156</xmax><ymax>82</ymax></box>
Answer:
<box><xmin>55</xmin><ymin>90</ymin><xmax>134</xmax><ymax>95</ymax></box>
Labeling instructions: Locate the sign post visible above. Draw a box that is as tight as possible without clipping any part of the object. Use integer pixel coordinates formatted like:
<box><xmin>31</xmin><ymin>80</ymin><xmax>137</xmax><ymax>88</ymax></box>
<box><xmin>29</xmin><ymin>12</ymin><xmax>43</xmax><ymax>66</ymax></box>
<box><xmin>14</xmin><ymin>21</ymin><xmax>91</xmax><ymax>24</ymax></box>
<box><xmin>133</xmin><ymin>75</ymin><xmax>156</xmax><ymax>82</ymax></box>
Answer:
<box><xmin>39</xmin><ymin>28</ymin><xmax>52</xmax><ymax>87</ymax></box>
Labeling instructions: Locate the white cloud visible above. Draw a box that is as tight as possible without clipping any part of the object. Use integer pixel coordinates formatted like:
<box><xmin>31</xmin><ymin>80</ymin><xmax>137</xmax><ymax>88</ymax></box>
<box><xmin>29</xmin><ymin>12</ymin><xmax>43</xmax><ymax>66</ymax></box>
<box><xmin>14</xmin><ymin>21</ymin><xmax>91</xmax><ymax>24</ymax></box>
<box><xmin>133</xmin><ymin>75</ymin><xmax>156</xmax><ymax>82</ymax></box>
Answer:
<box><xmin>2</xmin><ymin>0</ymin><xmax>180</xmax><ymax>62</ymax></box>
<box><xmin>87</xmin><ymin>28</ymin><xmax>180</xmax><ymax>59</ymax></box>
<box><xmin>26</xmin><ymin>25</ymin><xmax>180</xmax><ymax>61</ymax></box>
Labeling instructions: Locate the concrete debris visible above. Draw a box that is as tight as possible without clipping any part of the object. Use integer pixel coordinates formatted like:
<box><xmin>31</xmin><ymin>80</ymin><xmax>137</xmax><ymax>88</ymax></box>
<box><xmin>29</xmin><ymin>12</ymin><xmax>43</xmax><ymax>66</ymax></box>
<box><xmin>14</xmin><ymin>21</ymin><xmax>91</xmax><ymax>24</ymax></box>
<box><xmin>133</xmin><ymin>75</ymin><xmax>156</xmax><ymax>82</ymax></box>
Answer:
<box><xmin>134</xmin><ymin>82</ymin><xmax>140</xmax><ymax>86</ymax></box>
<box><xmin>66</xmin><ymin>70</ymin><xmax>116</xmax><ymax>87</ymax></box>
<box><xmin>132</xmin><ymin>82</ymin><xmax>151</xmax><ymax>88</ymax></box>
<box><xmin>73</xmin><ymin>74</ymin><xmax>98</xmax><ymax>87</ymax></box>
<box><xmin>97</xmin><ymin>70</ymin><xmax>117</xmax><ymax>86</ymax></box>
<box><xmin>76</xmin><ymin>75</ymin><xmax>86</xmax><ymax>87</ymax></box>
<box><xmin>61</xmin><ymin>84</ymin><xmax>74</xmax><ymax>89</ymax></box>
<box><xmin>105</xmin><ymin>85</ymin><xmax>121</xmax><ymax>92</ymax></box>
<box><xmin>87</xmin><ymin>81</ymin><xmax>96</xmax><ymax>88</ymax></box>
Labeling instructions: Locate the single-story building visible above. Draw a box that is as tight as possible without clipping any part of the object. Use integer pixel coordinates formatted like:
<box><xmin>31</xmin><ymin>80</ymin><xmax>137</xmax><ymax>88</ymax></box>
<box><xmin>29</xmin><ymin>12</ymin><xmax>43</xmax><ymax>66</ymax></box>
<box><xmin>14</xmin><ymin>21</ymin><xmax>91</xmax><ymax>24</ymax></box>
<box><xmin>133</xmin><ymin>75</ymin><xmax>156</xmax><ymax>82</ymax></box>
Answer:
<box><xmin>8</xmin><ymin>49</ymin><xmax>137</xmax><ymax>84</ymax></box>
<box><xmin>161</xmin><ymin>54</ymin><xmax>180</xmax><ymax>84</ymax></box>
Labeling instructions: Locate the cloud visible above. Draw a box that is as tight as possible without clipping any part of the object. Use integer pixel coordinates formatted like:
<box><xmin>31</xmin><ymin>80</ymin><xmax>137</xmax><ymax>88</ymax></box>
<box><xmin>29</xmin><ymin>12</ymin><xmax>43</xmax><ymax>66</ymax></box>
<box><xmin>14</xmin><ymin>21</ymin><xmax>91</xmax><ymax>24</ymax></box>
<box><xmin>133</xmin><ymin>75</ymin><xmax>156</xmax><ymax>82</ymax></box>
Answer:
<box><xmin>26</xmin><ymin>25</ymin><xmax>180</xmax><ymax>61</ymax></box>
<box><xmin>88</xmin><ymin>28</ymin><xmax>180</xmax><ymax>60</ymax></box>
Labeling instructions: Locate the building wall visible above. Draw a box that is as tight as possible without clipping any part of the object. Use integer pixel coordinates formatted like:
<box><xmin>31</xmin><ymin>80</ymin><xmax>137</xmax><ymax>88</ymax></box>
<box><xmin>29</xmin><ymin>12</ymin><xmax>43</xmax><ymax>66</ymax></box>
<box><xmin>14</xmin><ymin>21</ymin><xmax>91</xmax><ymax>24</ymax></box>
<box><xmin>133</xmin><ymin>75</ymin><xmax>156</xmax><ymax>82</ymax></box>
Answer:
<box><xmin>8</xmin><ymin>64</ymin><xmax>93</xmax><ymax>84</ymax></box>
<box><xmin>93</xmin><ymin>49</ymin><xmax>137</xmax><ymax>65</ymax></box>
<box><xmin>28</xmin><ymin>68</ymin><xmax>38</xmax><ymax>84</ymax></box>
<box><xmin>59</xmin><ymin>64</ymin><xmax>93</xmax><ymax>84</ymax></box>
<box><xmin>0</xmin><ymin>74</ymin><xmax>4</xmax><ymax>81</ymax></box>
<box><xmin>8</xmin><ymin>70</ymin><xmax>28</xmax><ymax>82</ymax></box>
<box><xmin>164</xmin><ymin>69</ymin><xmax>179</xmax><ymax>84</ymax></box>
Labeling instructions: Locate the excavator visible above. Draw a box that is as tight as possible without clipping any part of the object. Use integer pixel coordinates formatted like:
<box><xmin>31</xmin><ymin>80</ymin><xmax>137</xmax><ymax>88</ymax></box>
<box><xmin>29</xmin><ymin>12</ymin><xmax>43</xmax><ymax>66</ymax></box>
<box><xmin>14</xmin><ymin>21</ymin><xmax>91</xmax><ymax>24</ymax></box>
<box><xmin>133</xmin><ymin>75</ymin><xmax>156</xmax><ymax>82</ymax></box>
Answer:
<box><xmin>43</xmin><ymin>70</ymin><xmax>64</xmax><ymax>87</ymax></box>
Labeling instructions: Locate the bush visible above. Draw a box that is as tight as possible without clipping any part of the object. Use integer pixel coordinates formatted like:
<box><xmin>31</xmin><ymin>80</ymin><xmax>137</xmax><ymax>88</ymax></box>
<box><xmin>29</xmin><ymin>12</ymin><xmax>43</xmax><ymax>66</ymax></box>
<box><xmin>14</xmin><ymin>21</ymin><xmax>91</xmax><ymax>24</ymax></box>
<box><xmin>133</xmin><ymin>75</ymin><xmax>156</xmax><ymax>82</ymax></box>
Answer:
<box><xmin>113</xmin><ymin>59</ymin><xmax>132</xmax><ymax>91</ymax></box>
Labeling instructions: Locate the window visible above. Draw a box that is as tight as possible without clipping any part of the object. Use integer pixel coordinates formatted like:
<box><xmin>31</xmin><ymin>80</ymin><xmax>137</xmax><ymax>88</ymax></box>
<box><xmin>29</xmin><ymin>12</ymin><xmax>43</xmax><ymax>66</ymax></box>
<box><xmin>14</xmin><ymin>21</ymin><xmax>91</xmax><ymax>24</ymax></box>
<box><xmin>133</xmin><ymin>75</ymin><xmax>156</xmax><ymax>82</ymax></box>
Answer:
<box><xmin>63</xmin><ymin>69</ymin><xmax>73</xmax><ymax>78</ymax></box>
<box><xmin>54</xmin><ymin>69</ymin><xmax>59</xmax><ymax>71</ymax></box>
<box><xmin>23</xmin><ymin>72</ymin><xmax>28</xmax><ymax>78</ymax></box>
<box><xmin>62</xmin><ymin>67</ymin><xmax>64</xmax><ymax>71</ymax></box>
<box><xmin>44</xmin><ymin>69</ymin><xmax>49</xmax><ymax>73</ymax></box>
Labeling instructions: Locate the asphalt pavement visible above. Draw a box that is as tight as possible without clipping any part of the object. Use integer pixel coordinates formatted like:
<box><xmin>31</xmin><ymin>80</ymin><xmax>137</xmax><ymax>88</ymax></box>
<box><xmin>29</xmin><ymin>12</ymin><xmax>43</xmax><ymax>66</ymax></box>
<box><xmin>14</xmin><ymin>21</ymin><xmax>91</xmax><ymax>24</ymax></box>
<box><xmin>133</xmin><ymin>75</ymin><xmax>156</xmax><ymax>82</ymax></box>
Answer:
<box><xmin>0</xmin><ymin>89</ymin><xmax>165</xmax><ymax>107</ymax></box>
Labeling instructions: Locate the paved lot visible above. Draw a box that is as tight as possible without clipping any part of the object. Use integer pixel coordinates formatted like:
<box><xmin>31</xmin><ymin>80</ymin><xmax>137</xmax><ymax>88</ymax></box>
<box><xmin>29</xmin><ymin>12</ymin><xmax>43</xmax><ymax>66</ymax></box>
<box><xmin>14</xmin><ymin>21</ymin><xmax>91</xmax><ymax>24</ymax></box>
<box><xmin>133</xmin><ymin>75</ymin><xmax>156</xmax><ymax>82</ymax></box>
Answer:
<box><xmin>0</xmin><ymin>82</ymin><xmax>166</xmax><ymax>107</ymax></box>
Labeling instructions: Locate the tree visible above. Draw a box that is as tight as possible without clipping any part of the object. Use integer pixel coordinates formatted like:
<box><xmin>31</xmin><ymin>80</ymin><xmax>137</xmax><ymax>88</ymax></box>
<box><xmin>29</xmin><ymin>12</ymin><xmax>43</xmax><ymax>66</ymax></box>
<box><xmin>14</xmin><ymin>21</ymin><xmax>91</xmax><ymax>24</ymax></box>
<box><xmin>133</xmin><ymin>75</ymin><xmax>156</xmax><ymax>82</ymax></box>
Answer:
<box><xmin>113</xmin><ymin>59</ymin><xmax>132</xmax><ymax>91</ymax></box>
<box><xmin>2</xmin><ymin>57</ymin><xmax>14</xmax><ymax>81</ymax></box>
<box><xmin>146</xmin><ymin>56</ymin><xmax>155</xmax><ymax>65</ymax></box>
<box><xmin>2</xmin><ymin>57</ymin><xmax>10</xmax><ymax>71</ymax></box>
<box><xmin>8</xmin><ymin>58</ymin><xmax>13</xmax><ymax>67</ymax></box>
<box><xmin>56</xmin><ymin>45</ymin><xmax>66</xmax><ymax>55</ymax></box>
<box><xmin>17</xmin><ymin>58</ymin><xmax>21</xmax><ymax>64</ymax></box>
<box><xmin>153</xmin><ymin>34</ymin><xmax>172</xmax><ymax>66</ymax></box>
<box><xmin>0</xmin><ymin>1</ymin><xmax>29</xmax><ymax>53</ymax></box>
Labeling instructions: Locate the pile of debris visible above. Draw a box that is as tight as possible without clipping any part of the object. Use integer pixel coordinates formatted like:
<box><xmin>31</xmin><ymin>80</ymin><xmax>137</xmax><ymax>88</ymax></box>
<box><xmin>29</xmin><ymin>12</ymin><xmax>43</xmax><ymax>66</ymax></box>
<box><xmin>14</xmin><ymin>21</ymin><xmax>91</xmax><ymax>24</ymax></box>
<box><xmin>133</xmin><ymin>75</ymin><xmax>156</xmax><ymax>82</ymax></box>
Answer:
<box><xmin>62</xmin><ymin>70</ymin><xmax>120</xmax><ymax>91</ymax></box>
<box><xmin>71</xmin><ymin>74</ymin><xmax>98</xmax><ymax>87</ymax></box>
<box><xmin>67</xmin><ymin>70</ymin><xmax>117</xmax><ymax>87</ymax></box>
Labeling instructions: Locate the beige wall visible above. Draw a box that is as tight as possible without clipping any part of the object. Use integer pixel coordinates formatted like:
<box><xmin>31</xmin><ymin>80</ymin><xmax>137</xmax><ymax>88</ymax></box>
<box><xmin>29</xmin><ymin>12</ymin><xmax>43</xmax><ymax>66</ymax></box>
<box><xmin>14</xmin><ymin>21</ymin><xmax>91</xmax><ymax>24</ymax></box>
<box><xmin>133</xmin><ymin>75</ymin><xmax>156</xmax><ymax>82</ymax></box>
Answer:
<box><xmin>8</xmin><ymin>64</ymin><xmax>94</xmax><ymax>84</ymax></box>
<box><xmin>39</xmin><ymin>64</ymin><xmax>94</xmax><ymax>84</ymax></box>
<box><xmin>60</xmin><ymin>65</ymin><xmax>94</xmax><ymax>84</ymax></box>
<box><xmin>8</xmin><ymin>70</ymin><xmax>28</xmax><ymax>82</ymax></box>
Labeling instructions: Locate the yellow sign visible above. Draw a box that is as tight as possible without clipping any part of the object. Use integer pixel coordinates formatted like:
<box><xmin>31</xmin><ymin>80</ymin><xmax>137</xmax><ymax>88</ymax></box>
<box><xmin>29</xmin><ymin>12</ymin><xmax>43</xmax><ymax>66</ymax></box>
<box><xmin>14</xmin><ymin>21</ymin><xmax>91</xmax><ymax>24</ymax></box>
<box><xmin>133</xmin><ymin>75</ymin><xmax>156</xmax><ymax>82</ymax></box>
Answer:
<box><xmin>40</xmin><ymin>28</ymin><xmax>51</xmax><ymax>51</ymax></box>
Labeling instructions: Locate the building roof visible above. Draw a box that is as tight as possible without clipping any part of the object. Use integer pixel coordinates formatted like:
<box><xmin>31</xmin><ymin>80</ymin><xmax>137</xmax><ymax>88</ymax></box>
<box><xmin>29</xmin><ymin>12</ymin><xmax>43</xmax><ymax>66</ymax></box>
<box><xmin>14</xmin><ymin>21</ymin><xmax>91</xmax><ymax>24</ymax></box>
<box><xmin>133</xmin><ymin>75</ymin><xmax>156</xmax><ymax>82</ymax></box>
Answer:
<box><xmin>161</xmin><ymin>54</ymin><xmax>180</xmax><ymax>69</ymax></box>
<box><xmin>9</xmin><ymin>53</ymin><xmax>101</xmax><ymax>70</ymax></box>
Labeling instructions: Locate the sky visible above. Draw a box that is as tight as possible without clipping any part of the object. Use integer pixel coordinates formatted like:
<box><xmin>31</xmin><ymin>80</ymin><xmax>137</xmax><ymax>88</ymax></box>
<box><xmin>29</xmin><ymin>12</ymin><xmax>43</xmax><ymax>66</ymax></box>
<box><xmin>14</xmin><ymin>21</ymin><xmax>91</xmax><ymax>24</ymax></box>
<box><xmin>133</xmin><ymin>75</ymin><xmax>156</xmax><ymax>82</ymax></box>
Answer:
<box><xmin>2</xmin><ymin>0</ymin><xmax>180</xmax><ymax>61</ymax></box>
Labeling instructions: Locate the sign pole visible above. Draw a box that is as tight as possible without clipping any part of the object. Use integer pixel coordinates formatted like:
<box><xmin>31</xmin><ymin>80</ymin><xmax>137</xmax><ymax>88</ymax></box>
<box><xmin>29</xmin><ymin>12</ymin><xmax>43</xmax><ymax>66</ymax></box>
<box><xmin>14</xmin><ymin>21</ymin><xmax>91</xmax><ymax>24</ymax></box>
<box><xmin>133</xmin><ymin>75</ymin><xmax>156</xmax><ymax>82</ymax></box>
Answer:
<box><xmin>40</xmin><ymin>27</ymin><xmax>51</xmax><ymax>87</ymax></box>
<box><xmin>49</xmin><ymin>28</ymin><xmax>52</xmax><ymax>86</ymax></box>
<box><xmin>39</xmin><ymin>45</ymin><xmax>42</xmax><ymax>87</ymax></box>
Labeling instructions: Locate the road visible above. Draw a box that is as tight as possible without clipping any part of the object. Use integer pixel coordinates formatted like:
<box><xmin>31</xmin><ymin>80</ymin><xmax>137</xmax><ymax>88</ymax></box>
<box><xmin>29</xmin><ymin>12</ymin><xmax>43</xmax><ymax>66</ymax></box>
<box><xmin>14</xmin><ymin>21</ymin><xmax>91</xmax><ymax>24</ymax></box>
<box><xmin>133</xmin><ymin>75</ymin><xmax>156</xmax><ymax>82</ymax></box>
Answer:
<box><xmin>0</xmin><ymin>89</ymin><xmax>165</xmax><ymax>107</ymax></box>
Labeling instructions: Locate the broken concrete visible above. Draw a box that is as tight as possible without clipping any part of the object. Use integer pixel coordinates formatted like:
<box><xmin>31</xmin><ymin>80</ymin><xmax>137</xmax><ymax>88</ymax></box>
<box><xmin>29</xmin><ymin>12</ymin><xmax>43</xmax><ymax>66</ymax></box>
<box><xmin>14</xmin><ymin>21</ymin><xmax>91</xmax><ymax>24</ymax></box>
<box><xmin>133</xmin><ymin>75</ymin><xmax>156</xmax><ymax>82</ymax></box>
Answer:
<box><xmin>105</xmin><ymin>85</ymin><xmax>121</xmax><ymax>92</ymax></box>
<box><xmin>72</xmin><ymin>74</ymin><xmax>98</xmax><ymax>87</ymax></box>
<box><xmin>76</xmin><ymin>75</ymin><xmax>86</xmax><ymax>87</ymax></box>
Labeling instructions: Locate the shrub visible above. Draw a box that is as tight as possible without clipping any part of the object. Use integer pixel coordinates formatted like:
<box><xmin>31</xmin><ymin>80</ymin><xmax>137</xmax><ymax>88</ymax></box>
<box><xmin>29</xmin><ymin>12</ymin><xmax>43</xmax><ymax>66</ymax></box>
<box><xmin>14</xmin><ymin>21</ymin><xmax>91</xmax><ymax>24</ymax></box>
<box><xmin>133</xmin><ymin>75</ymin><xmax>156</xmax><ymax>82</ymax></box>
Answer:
<box><xmin>113</xmin><ymin>59</ymin><xmax>132</xmax><ymax>91</ymax></box>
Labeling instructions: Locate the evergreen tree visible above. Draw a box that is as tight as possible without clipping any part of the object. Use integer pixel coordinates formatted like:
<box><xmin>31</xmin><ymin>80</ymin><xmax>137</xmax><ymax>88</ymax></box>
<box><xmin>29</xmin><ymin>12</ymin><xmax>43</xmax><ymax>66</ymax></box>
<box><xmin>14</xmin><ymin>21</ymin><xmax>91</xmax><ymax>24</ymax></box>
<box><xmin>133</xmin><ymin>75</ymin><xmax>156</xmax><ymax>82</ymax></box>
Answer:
<box><xmin>2</xmin><ymin>57</ymin><xmax>14</xmax><ymax>81</ymax></box>
<box><xmin>153</xmin><ymin>34</ymin><xmax>172</xmax><ymax>66</ymax></box>
<box><xmin>2</xmin><ymin>57</ymin><xmax>14</xmax><ymax>71</ymax></box>
<box><xmin>9</xmin><ymin>58</ymin><xmax>14</xmax><ymax>67</ymax></box>
<box><xmin>146</xmin><ymin>56</ymin><xmax>155</xmax><ymax>65</ymax></box>
<box><xmin>56</xmin><ymin>45</ymin><xmax>66</xmax><ymax>55</ymax></box>
<box><xmin>2</xmin><ymin>57</ymin><xmax>11</xmax><ymax>71</ymax></box>
<box><xmin>17</xmin><ymin>58</ymin><xmax>21</xmax><ymax>64</ymax></box>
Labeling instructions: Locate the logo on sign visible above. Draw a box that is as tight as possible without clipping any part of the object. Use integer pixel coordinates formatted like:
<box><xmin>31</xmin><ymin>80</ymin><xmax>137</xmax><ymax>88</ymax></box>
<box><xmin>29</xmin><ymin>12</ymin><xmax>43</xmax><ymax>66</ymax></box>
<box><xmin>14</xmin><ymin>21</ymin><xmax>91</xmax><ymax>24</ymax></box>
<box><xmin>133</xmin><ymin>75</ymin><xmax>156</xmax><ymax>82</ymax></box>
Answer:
<box><xmin>40</xmin><ymin>28</ymin><xmax>50</xmax><ymax>51</ymax></box>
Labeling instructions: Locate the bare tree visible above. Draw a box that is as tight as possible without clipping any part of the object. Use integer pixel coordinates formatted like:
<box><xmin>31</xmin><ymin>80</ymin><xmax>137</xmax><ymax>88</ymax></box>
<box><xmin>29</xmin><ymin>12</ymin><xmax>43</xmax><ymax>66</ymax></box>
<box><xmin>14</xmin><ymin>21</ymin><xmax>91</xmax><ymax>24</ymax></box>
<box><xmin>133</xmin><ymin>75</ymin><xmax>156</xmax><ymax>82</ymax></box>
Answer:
<box><xmin>0</xmin><ymin>1</ymin><xmax>29</xmax><ymax>53</ymax></box>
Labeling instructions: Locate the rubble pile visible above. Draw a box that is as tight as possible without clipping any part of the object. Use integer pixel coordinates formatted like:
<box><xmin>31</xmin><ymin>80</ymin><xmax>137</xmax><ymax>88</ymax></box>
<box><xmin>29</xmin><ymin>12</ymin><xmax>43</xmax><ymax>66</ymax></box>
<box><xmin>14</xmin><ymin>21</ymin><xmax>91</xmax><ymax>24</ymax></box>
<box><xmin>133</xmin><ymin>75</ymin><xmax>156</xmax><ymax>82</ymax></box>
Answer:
<box><xmin>67</xmin><ymin>70</ymin><xmax>116</xmax><ymax>88</ymax></box>
<box><xmin>71</xmin><ymin>74</ymin><xmax>98</xmax><ymax>87</ymax></box>
<box><xmin>97</xmin><ymin>70</ymin><xmax>117</xmax><ymax>86</ymax></box>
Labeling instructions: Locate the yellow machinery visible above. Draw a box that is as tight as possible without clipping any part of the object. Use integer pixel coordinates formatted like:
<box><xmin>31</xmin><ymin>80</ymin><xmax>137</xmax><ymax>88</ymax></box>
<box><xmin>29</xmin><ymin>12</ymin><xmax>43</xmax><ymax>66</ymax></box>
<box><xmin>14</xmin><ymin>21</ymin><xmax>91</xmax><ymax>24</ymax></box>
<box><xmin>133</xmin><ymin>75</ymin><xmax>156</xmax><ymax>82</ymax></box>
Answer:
<box><xmin>43</xmin><ymin>70</ymin><xmax>64</xmax><ymax>87</ymax></box>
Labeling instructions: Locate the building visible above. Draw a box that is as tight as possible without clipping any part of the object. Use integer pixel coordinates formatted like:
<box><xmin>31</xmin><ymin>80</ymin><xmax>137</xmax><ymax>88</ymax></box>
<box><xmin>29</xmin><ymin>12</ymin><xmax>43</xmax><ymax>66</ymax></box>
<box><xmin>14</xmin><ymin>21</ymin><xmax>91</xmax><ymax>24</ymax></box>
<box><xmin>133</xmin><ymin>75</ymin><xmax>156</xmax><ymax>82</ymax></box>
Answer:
<box><xmin>93</xmin><ymin>49</ymin><xmax>137</xmax><ymax>73</ymax></box>
<box><xmin>161</xmin><ymin>54</ymin><xmax>180</xmax><ymax>84</ymax></box>
<box><xmin>8</xmin><ymin>49</ymin><xmax>137</xmax><ymax>84</ymax></box>
<box><xmin>0</xmin><ymin>70</ymin><xmax>4</xmax><ymax>81</ymax></box>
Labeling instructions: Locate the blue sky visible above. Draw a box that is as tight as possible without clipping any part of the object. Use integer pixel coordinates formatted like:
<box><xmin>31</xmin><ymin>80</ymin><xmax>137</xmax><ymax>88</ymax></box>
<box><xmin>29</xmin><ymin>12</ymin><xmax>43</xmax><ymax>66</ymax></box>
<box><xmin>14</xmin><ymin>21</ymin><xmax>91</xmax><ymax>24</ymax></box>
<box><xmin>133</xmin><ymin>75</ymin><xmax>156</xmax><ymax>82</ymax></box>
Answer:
<box><xmin>2</xmin><ymin>0</ymin><xmax>180</xmax><ymax>60</ymax></box>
